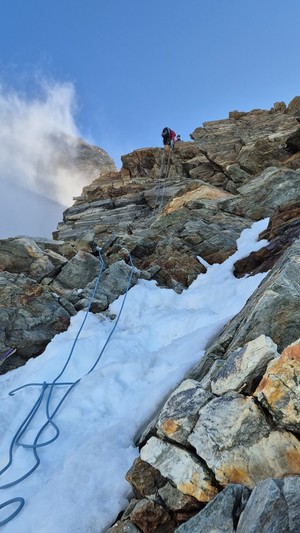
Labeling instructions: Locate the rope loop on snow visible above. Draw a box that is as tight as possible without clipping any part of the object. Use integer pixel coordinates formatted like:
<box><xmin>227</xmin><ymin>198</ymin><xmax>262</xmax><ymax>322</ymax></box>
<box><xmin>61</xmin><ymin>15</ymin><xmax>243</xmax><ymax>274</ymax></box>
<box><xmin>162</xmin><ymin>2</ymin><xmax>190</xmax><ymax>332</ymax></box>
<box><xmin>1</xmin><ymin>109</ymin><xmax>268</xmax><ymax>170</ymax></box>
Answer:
<box><xmin>0</xmin><ymin>498</ymin><xmax>25</xmax><ymax>527</ymax></box>
<box><xmin>0</xmin><ymin>248</ymin><xmax>135</xmax><ymax>526</ymax></box>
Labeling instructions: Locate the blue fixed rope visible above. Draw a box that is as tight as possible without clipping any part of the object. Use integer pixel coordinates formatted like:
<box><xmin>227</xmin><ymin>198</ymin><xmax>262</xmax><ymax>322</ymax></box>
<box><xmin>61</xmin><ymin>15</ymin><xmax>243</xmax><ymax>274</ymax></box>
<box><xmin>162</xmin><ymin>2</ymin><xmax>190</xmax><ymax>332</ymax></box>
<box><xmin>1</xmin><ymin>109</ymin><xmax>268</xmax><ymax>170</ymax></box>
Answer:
<box><xmin>153</xmin><ymin>148</ymin><xmax>171</xmax><ymax>213</ymax></box>
<box><xmin>153</xmin><ymin>149</ymin><xmax>165</xmax><ymax>212</ymax></box>
<box><xmin>158</xmin><ymin>148</ymin><xmax>171</xmax><ymax>211</ymax></box>
<box><xmin>0</xmin><ymin>249</ymin><xmax>135</xmax><ymax>527</ymax></box>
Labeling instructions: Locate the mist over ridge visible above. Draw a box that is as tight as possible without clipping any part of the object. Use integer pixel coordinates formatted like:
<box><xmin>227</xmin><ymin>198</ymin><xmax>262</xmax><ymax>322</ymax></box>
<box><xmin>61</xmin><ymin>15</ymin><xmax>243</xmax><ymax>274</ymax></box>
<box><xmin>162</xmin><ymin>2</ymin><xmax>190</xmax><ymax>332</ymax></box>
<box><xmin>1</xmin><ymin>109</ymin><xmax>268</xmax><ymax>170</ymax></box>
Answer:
<box><xmin>0</xmin><ymin>81</ymin><xmax>115</xmax><ymax>239</ymax></box>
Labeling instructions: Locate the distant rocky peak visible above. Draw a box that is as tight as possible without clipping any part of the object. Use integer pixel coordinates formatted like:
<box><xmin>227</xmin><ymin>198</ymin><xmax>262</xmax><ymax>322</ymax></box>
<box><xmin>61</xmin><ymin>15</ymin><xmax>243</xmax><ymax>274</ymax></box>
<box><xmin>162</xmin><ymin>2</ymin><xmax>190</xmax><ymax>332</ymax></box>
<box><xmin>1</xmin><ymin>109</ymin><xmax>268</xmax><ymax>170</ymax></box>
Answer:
<box><xmin>49</xmin><ymin>131</ymin><xmax>117</xmax><ymax>184</ymax></box>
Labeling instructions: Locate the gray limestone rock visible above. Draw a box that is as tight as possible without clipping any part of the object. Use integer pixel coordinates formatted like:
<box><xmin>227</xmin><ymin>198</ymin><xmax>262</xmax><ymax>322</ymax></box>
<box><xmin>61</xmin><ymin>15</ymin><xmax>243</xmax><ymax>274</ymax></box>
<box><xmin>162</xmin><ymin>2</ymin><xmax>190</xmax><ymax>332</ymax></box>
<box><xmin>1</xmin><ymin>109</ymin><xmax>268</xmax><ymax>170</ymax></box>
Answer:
<box><xmin>106</xmin><ymin>519</ymin><xmax>141</xmax><ymax>532</ymax></box>
<box><xmin>0</xmin><ymin>272</ymin><xmax>70</xmax><ymax>360</ymax></box>
<box><xmin>198</xmin><ymin>359</ymin><xmax>224</xmax><ymax>391</ymax></box>
<box><xmin>0</xmin><ymin>237</ymin><xmax>64</xmax><ymax>281</ymax></box>
<box><xmin>188</xmin><ymin>390</ymin><xmax>300</xmax><ymax>488</ymax></box>
<box><xmin>254</xmin><ymin>339</ymin><xmax>300</xmax><ymax>434</ymax></box>
<box><xmin>211</xmin><ymin>335</ymin><xmax>279</xmax><ymax>395</ymax></box>
<box><xmin>50</xmin><ymin>250</ymin><xmax>101</xmax><ymax>291</ymax></box>
<box><xmin>175</xmin><ymin>483</ymin><xmax>250</xmax><ymax>533</ymax></box>
<box><xmin>189</xmin><ymin>238</ymin><xmax>300</xmax><ymax>383</ymax></box>
<box><xmin>156</xmin><ymin>379</ymin><xmax>213</xmax><ymax>445</ymax></box>
<box><xmin>237</xmin><ymin>477</ymin><xmax>300</xmax><ymax>533</ymax></box>
<box><xmin>140</xmin><ymin>437</ymin><xmax>218</xmax><ymax>503</ymax></box>
<box><xmin>158</xmin><ymin>482</ymin><xmax>201</xmax><ymax>514</ymax></box>
<box><xmin>82</xmin><ymin>260</ymin><xmax>139</xmax><ymax>312</ymax></box>
<box><xmin>219</xmin><ymin>167</ymin><xmax>300</xmax><ymax>220</ymax></box>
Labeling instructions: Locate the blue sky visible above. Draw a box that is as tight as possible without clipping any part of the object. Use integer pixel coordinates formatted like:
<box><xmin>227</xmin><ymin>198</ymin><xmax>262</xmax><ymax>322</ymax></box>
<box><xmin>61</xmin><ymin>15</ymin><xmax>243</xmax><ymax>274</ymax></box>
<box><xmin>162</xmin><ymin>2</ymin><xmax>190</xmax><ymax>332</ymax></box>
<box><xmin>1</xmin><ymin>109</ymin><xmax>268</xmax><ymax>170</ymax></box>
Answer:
<box><xmin>1</xmin><ymin>0</ymin><xmax>300</xmax><ymax>166</ymax></box>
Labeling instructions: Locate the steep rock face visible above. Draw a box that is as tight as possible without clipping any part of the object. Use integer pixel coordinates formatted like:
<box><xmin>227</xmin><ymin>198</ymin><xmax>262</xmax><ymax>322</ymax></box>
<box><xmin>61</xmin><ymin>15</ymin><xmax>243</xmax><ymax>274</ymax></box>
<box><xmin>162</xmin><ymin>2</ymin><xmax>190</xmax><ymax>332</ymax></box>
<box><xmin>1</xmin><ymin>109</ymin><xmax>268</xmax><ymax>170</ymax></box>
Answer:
<box><xmin>54</xmin><ymin>98</ymin><xmax>300</xmax><ymax>296</ymax></box>
<box><xmin>191</xmin><ymin>102</ymin><xmax>299</xmax><ymax>180</ymax></box>
<box><xmin>233</xmin><ymin>200</ymin><xmax>300</xmax><ymax>277</ymax></box>
<box><xmin>0</xmin><ymin>98</ymin><xmax>300</xmax><ymax>531</ymax></box>
<box><xmin>218</xmin><ymin>167</ymin><xmax>300</xmax><ymax>220</ymax></box>
<box><xmin>0</xmin><ymin>271</ymin><xmax>70</xmax><ymax>369</ymax></box>
<box><xmin>105</xmin><ymin>98</ymin><xmax>300</xmax><ymax>532</ymax></box>
<box><xmin>0</xmin><ymin>236</ymin><xmax>140</xmax><ymax>365</ymax></box>
<box><xmin>54</xmin><ymin>144</ymin><xmax>254</xmax><ymax>291</ymax></box>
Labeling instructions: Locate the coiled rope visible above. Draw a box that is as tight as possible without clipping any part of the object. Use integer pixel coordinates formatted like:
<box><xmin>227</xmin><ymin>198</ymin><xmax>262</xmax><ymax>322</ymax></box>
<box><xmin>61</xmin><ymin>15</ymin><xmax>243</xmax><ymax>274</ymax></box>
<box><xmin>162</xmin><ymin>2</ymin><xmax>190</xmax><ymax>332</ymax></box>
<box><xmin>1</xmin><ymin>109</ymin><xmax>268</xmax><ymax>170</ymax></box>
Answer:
<box><xmin>0</xmin><ymin>249</ymin><xmax>135</xmax><ymax>527</ymax></box>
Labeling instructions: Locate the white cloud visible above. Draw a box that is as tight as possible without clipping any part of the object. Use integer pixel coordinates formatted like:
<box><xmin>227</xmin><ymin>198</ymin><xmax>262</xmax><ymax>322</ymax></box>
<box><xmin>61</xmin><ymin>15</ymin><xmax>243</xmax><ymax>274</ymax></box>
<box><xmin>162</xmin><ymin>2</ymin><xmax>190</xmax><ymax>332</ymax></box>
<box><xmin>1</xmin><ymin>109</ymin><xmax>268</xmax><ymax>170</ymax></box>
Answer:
<box><xmin>0</xmin><ymin>81</ymin><xmax>101</xmax><ymax>238</ymax></box>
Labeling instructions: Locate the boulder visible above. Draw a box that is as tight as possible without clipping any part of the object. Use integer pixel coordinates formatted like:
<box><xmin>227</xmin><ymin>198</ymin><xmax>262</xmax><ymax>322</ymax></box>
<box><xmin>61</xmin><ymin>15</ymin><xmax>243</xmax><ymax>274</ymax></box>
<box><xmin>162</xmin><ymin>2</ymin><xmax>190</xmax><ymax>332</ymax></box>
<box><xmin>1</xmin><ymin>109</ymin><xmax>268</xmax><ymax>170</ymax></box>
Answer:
<box><xmin>125</xmin><ymin>457</ymin><xmax>166</xmax><ymax>499</ymax></box>
<box><xmin>175</xmin><ymin>483</ymin><xmax>250</xmax><ymax>533</ymax></box>
<box><xmin>127</xmin><ymin>498</ymin><xmax>175</xmax><ymax>533</ymax></box>
<box><xmin>140</xmin><ymin>437</ymin><xmax>218</xmax><ymax>502</ymax></box>
<box><xmin>49</xmin><ymin>250</ymin><xmax>101</xmax><ymax>292</ymax></box>
<box><xmin>78</xmin><ymin>260</ymin><xmax>139</xmax><ymax>312</ymax></box>
<box><xmin>158</xmin><ymin>482</ymin><xmax>202</xmax><ymax>523</ymax></box>
<box><xmin>254</xmin><ymin>339</ymin><xmax>300</xmax><ymax>434</ymax></box>
<box><xmin>0</xmin><ymin>237</ymin><xmax>66</xmax><ymax>281</ymax></box>
<box><xmin>0</xmin><ymin>272</ymin><xmax>70</xmax><ymax>361</ymax></box>
<box><xmin>188</xmin><ymin>391</ymin><xmax>300</xmax><ymax>488</ymax></box>
<box><xmin>156</xmin><ymin>380</ymin><xmax>213</xmax><ymax>445</ymax></box>
<box><xmin>211</xmin><ymin>335</ymin><xmax>279</xmax><ymax>395</ymax></box>
<box><xmin>219</xmin><ymin>167</ymin><xmax>300</xmax><ymax>221</ymax></box>
<box><xmin>236</xmin><ymin>476</ymin><xmax>300</xmax><ymax>533</ymax></box>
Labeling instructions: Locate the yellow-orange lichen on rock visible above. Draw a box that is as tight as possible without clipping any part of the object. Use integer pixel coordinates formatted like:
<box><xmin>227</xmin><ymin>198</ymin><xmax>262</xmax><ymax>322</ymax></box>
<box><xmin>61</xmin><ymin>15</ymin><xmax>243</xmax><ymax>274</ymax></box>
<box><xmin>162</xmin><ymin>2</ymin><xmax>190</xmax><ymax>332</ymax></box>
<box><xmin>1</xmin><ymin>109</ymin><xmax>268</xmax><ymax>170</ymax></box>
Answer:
<box><xmin>161</xmin><ymin>419</ymin><xmax>179</xmax><ymax>436</ymax></box>
<box><xmin>178</xmin><ymin>472</ymin><xmax>218</xmax><ymax>502</ymax></box>
<box><xmin>254</xmin><ymin>339</ymin><xmax>300</xmax><ymax>431</ymax></box>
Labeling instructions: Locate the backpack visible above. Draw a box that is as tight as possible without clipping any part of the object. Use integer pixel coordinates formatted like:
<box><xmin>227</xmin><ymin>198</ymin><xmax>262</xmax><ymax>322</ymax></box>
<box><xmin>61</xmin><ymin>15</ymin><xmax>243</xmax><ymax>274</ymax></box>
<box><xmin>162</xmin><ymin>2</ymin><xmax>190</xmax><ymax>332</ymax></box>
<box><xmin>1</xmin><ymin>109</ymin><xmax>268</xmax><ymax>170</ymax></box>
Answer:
<box><xmin>162</xmin><ymin>127</ymin><xmax>170</xmax><ymax>138</ymax></box>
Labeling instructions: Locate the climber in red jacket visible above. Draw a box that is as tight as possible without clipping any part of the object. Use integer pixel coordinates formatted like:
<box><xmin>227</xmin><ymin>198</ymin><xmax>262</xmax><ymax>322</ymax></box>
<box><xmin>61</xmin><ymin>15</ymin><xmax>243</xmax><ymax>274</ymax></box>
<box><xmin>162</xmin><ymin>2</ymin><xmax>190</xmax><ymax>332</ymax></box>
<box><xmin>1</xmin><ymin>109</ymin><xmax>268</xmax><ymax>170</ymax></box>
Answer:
<box><xmin>161</xmin><ymin>127</ymin><xmax>176</xmax><ymax>148</ymax></box>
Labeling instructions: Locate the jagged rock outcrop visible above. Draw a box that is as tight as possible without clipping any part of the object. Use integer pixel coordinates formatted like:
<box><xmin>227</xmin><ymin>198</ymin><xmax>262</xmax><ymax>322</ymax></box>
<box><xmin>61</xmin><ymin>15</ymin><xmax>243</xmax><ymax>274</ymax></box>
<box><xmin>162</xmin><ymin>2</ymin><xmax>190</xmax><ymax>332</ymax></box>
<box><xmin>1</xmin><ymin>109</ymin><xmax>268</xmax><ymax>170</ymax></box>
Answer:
<box><xmin>104</xmin><ymin>98</ymin><xmax>300</xmax><ymax>530</ymax></box>
<box><xmin>53</xmin><ymin>97</ymin><xmax>300</xmax><ymax>295</ymax></box>
<box><xmin>254</xmin><ymin>340</ymin><xmax>300</xmax><ymax>434</ymax></box>
<box><xmin>233</xmin><ymin>199</ymin><xmax>300</xmax><ymax>277</ymax></box>
<box><xmin>188</xmin><ymin>391</ymin><xmax>299</xmax><ymax>488</ymax></box>
<box><xmin>0</xmin><ymin>236</ymin><xmax>140</xmax><ymax>368</ymax></box>
<box><xmin>52</xmin><ymin>133</ymin><xmax>117</xmax><ymax>188</ymax></box>
<box><xmin>191</xmin><ymin>99</ymin><xmax>300</xmax><ymax>184</ymax></box>
<box><xmin>175</xmin><ymin>477</ymin><xmax>300</xmax><ymax>533</ymax></box>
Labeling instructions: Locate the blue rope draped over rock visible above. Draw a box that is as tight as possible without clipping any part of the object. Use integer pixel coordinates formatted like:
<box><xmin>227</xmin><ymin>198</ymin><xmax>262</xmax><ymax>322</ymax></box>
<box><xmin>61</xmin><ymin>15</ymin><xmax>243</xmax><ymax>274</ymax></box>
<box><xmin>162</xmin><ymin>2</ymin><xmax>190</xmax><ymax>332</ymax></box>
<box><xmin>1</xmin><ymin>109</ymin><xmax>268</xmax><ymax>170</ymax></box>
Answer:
<box><xmin>0</xmin><ymin>249</ymin><xmax>135</xmax><ymax>527</ymax></box>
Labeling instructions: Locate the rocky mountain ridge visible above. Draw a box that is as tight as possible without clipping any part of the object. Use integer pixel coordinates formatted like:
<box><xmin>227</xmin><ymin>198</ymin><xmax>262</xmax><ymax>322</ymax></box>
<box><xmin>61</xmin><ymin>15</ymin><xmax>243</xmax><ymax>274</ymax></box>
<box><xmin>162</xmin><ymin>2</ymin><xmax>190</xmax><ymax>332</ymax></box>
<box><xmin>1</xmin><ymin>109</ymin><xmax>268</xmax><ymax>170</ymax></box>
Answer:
<box><xmin>0</xmin><ymin>97</ymin><xmax>300</xmax><ymax>532</ymax></box>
